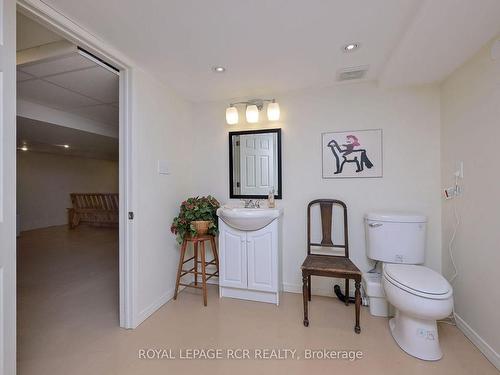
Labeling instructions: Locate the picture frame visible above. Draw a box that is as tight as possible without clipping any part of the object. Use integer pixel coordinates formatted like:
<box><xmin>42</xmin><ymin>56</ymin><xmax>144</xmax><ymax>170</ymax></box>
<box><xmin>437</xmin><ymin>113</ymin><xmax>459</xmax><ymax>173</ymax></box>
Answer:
<box><xmin>322</xmin><ymin>129</ymin><xmax>383</xmax><ymax>179</ymax></box>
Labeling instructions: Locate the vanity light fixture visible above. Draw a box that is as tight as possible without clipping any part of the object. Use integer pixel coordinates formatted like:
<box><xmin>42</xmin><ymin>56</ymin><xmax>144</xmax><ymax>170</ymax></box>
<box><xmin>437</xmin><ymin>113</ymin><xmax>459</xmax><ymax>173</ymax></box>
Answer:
<box><xmin>343</xmin><ymin>42</ymin><xmax>360</xmax><ymax>52</ymax></box>
<box><xmin>245</xmin><ymin>105</ymin><xmax>259</xmax><ymax>123</ymax></box>
<box><xmin>225</xmin><ymin>106</ymin><xmax>239</xmax><ymax>125</ymax></box>
<box><xmin>267</xmin><ymin>100</ymin><xmax>280</xmax><ymax>121</ymax></box>
<box><xmin>225</xmin><ymin>98</ymin><xmax>280</xmax><ymax>124</ymax></box>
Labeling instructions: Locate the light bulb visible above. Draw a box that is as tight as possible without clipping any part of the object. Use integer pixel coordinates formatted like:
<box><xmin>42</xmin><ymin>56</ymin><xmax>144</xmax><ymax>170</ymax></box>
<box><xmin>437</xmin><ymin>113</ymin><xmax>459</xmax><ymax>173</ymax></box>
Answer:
<box><xmin>246</xmin><ymin>105</ymin><xmax>259</xmax><ymax>123</ymax></box>
<box><xmin>225</xmin><ymin>106</ymin><xmax>239</xmax><ymax>125</ymax></box>
<box><xmin>267</xmin><ymin>101</ymin><xmax>280</xmax><ymax>121</ymax></box>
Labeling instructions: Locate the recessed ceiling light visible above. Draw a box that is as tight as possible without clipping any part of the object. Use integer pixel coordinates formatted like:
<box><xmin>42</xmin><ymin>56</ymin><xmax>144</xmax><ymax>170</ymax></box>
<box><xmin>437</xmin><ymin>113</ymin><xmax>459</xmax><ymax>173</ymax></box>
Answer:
<box><xmin>63</xmin><ymin>144</ymin><xmax>70</xmax><ymax>149</ymax></box>
<box><xmin>212</xmin><ymin>66</ymin><xmax>226</xmax><ymax>73</ymax></box>
<box><xmin>343</xmin><ymin>43</ymin><xmax>360</xmax><ymax>52</ymax></box>
<box><xmin>20</xmin><ymin>145</ymin><xmax>28</xmax><ymax>151</ymax></box>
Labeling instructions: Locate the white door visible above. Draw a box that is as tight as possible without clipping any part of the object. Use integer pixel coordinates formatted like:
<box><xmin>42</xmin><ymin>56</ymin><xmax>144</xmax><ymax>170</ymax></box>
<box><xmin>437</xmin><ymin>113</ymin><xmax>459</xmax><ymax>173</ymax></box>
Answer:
<box><xmin>247</xmin><ymin>223</ymin><xmax>277</xmax><ymax>292</ymax></box>
<box><xmin>219</xmin><ymin>223</ymin><xmax>247</xmax><ymax>289</ymax></box>
<box><xmin>239</xmin><ymin>134</ymin><xmax>274</xmax><ymax>195</ymax></box>
<box><xmin>0</xmin><ymin>0</ymin><xmax>17</xmax><ymax>373</ymax></box>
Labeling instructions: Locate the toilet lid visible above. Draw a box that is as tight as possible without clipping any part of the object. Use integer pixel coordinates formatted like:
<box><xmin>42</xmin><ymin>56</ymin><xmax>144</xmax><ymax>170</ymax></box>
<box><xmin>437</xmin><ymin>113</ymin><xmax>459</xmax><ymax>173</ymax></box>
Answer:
<box><xmin>384</xmin><ymin>264</ymin><xmax>451</xmax><ymax>296</ymax></box>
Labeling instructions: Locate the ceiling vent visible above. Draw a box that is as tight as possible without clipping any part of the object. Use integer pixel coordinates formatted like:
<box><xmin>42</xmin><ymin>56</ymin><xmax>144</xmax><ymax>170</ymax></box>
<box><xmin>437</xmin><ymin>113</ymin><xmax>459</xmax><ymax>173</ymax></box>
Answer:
<box><xmin>337</xmin><ymin>65</ymin><xmax>369</xmax><ymax>82</ymax></box>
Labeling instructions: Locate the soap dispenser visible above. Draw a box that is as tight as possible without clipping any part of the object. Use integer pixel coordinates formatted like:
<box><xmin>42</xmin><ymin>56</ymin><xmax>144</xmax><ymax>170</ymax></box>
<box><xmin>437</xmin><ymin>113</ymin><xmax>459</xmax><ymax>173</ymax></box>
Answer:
<box><xmin>268</xmin><ymin>189</ymin><xmax>276</xmax><ymax>208</ymax></box>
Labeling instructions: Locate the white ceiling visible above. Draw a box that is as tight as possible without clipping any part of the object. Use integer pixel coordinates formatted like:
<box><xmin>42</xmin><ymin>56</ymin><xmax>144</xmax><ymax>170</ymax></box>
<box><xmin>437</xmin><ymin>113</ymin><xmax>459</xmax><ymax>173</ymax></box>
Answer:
<box><xmin>17</xmin><ymin>116</ymin><xmax>118</xmax><ymax>161</ymax></box>
<box><xmin>39</xmin><ymin>0</ymin><xmax>500</xmax><ymax>102</ymax></box>
<box><xmin>379</xmin><ymin>0</ymin><xmax>500</xmax><ymax>87</ymax></box>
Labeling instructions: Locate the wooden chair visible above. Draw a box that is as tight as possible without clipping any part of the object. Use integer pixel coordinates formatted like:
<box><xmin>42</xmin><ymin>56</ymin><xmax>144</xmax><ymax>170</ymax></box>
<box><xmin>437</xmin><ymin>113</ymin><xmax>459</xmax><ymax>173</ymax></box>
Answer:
<box><xmin>301</xmin><ymin>199</ymin><xmax>362</xmax><ymax>333</ymax></box>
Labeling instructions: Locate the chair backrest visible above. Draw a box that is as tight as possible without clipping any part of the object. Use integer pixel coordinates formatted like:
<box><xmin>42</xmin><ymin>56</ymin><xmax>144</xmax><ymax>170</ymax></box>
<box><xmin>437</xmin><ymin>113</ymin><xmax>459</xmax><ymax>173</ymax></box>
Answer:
<box><xmin>307</xmin><ymin>199</ymin><xmax>349</xmax><ymax>257</ymax></box>
<box><xmin>70</xmin><ymin>193</ymin><xmax>119</xmax><ymax>211</ymax></box>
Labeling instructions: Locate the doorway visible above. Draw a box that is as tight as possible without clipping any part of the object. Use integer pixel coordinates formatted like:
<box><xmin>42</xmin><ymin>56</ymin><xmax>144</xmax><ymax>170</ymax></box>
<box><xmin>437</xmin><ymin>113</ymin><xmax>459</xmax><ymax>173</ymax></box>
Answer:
<box><xmin>15</xmin><ymin>2</ymin><xmax>134</xmax><ymax>331</ymax></box>
<box><xmin>15</xmin><ymin>11</ymin><xmax>124</xmax><ymax>367</ymax></box>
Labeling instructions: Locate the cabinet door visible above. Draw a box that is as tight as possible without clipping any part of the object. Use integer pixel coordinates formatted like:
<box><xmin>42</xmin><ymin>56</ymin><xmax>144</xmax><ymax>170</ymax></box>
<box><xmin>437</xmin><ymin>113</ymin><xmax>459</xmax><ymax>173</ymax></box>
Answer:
<box><xmin>247</xmin><ymin>223</ymin><xmax>277</xmax><ymax>292</ymax></box>
<box><xmin>219</xmin><ymin>222</ymin><xmax>247</xmax><ymax>289</ymax></box>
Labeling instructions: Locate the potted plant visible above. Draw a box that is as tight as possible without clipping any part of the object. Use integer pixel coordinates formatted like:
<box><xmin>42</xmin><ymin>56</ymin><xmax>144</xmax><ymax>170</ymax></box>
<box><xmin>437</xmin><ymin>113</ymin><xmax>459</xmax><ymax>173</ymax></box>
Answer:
<box><xmin>170</xmin><ymin>196</ymin><xmax>220</xmax><ymax>244</ymax></box>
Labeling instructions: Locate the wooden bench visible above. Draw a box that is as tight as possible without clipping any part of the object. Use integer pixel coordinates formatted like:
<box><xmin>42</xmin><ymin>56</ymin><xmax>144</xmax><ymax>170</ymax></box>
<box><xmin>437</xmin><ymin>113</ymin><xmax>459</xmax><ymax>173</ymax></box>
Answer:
<box><xmin>67</xmin><ymin>193</ymin><xmax>119</xmax><ymax>229</ymax></box>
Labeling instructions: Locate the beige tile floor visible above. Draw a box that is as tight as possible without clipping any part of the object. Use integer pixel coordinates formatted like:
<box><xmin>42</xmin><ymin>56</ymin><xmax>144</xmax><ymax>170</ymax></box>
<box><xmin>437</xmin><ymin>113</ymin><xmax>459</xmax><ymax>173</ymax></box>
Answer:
<box><xmin>17</xmin><ymin>226</ymin><xmax>498</xmax><ymax>375</ymax></box>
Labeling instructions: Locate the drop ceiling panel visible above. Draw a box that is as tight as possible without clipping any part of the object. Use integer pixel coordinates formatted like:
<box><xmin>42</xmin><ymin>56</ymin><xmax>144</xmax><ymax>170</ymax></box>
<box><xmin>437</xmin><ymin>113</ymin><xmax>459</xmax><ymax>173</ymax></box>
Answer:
<box><xmin>17</xmin><ymin>71</ymin><xmax>34</xmax><ymax>82</ymax></box>
<box><xmin>69</xmin><ymin>104</ymin><xmax>118</xmax><ymax>126</ymax></box>
<box><xmin>17</xmin><ymin>79</ymin><xmax>100</xmax><ymax>109</ymax></box>
<box><xmin>17</xmin><ymin>116</ymin><xmax>118</xmax><ymax>160</ymax></box>
<box><xmin>17</xmin><ymin>12</ymin><xmax>64</xmax><ymax>51</ymax></box>
<box><xmin>44</xmin><ymin>66</ymin><xmax>119</xmax><ymax>103</ymax></box>
<box><xmin>19</xmin><ymin>53</ymin><xmax>96</xmax><ymax>77</ymax></box>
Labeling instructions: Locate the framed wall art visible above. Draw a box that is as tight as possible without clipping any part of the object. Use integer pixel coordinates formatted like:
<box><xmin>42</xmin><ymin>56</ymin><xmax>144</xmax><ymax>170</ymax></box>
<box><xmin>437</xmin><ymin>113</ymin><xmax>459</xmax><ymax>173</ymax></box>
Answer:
<box><xmin>322</xmin><ymin>129</ymin><xmax>383</xmax><ymax>178</ymax></box>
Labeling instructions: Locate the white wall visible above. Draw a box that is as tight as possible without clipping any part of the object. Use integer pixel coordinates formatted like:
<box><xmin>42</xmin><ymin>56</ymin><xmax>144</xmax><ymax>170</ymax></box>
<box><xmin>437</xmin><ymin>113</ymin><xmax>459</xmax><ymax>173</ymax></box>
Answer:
<box><xmin>16</xmin><ymin>151</ymin><xmax>118</xmax><ymax>231</ymax></box>
<box><xmin>441</xmin><ymin>37</ymin><xmax>500</xmax><ymax>367</ymax></box>
<box><xmin>191</xmin><ymin>82</ymin><xmax>442</xmax><ymax>295</ymax></box>
<box><xmin>130</xmin><ymin>68</ymin><xmax>194</xmax><ymax>325</ymax></box>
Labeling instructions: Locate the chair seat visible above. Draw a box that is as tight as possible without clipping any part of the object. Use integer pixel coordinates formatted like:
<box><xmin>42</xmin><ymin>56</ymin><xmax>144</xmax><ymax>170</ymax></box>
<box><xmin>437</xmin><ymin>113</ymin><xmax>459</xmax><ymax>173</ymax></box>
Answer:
<box><xmin>301</xmin><ymin>255</ymin><xmax>361</xmax><ymax>278</ymax></box>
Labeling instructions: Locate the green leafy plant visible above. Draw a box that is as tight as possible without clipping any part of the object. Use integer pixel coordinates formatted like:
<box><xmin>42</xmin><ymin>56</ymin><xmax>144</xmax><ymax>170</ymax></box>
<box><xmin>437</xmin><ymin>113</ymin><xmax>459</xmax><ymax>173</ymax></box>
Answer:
<box><xmin>170</xmin><ymin>196</ymin><xmax>220</xmax><ymax>244</ymax></box>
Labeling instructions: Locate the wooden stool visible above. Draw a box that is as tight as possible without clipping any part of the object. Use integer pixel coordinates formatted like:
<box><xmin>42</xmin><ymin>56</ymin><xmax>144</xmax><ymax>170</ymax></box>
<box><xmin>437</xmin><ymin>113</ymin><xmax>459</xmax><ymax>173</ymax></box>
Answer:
<box><xmin>173</xmin><ymin>235</ymin><xmax>219</xmax><ymax>306</ymax></box>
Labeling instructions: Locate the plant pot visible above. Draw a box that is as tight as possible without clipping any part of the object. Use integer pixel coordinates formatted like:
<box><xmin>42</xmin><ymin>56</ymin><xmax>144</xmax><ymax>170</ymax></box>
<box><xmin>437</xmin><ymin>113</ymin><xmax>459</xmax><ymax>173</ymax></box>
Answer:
<box><xmin>192</xmin><ymin>220</ymin><xmax>211</xmax><ymax>236</ymax></box>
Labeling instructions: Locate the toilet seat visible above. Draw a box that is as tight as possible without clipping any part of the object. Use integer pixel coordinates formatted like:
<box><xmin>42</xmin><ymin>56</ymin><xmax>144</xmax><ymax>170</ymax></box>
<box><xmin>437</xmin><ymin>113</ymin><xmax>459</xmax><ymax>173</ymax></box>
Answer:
<box><xmin>383</xmin><ymin>264</ymin><xmax>452</xmax><ymax>300</ymax></box>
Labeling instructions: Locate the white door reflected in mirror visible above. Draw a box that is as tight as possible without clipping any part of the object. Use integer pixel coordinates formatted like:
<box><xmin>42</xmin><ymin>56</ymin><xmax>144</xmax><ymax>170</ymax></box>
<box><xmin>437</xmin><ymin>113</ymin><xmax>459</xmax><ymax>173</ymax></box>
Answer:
<box><xmin>229</xmin><ymin>129</ymin><xmax>281</xmax><ymax>199</ymax></box>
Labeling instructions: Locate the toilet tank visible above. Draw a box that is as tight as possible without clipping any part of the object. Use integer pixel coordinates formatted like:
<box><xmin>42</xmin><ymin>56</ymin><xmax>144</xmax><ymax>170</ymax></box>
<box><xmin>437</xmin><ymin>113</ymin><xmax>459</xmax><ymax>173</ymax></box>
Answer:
<box><xmin>365</xmin><ymin>212</ymin><xmax>427</xmax><ymax>264</ymax></box>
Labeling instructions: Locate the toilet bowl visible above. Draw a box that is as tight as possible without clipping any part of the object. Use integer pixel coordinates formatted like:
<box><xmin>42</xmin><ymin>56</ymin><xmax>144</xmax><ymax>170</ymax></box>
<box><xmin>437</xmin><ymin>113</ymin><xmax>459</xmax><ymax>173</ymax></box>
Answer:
<box><xmin>382</xmin><ymin>264</ymin><xmax>453</xmax><ymax>361</ymax></box>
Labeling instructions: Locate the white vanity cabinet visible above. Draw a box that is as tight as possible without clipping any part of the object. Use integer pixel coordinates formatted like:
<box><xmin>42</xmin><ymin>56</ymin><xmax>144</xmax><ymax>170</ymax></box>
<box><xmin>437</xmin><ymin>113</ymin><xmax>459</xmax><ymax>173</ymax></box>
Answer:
<box><xmin>218</xmin><ymin>217</ymin><xmax>281</xmax><ymax>305</ymax></box>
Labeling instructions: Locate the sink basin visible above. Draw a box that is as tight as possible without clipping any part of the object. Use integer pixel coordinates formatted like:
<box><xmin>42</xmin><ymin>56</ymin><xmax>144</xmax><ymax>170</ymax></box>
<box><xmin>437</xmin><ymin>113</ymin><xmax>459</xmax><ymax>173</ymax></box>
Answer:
<box><xmin>216</xmin><ymin>205</ymin><xmax>282</xmax><ymax>231</ymax></box>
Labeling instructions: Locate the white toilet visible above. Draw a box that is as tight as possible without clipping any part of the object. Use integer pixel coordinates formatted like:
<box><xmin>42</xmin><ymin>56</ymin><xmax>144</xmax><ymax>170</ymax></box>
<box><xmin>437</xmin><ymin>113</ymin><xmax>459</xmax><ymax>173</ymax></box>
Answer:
<box><xmin>364</xmin><ymin>212</ymin><xmax>453</xmax><ymax>361</ymax></box>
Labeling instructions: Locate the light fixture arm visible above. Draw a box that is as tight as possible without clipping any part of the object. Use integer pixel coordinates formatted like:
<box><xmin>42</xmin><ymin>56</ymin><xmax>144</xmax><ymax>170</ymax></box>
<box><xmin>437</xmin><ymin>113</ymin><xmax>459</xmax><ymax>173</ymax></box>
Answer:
<box><xmin>230</xmin><ymin>98</ymin><xmax>276</xmax><ymax>111</ymax></box>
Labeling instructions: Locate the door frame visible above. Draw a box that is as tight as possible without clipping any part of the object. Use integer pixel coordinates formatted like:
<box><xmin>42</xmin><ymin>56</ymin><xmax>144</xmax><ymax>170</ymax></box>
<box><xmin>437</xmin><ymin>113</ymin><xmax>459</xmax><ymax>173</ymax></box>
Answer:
<box><xmin>17</xmin><ymin>0</ymin><xmax>136</xmax><ymax>328</ymax></box>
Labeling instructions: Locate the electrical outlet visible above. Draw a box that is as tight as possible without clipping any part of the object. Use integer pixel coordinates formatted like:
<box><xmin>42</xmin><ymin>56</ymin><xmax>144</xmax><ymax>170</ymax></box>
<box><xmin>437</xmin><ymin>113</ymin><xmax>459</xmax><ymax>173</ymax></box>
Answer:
<box><xmin>444</xmin><ymin>187</ymin><xmax>457</xmax><ymax>199</ymax></box>
<box><xmin>444</xmin><ymin>186</ymin><xmax>463</xmax><ymax>199</ymax></box>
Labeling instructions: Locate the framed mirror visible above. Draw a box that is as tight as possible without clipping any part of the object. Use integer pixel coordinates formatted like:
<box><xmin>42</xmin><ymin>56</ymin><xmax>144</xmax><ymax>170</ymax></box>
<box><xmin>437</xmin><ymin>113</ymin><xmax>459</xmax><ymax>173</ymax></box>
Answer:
<box><xmin>229</xmin><ymin>128</ymin><xmax>282</xmax><ymax>199</ymax></box>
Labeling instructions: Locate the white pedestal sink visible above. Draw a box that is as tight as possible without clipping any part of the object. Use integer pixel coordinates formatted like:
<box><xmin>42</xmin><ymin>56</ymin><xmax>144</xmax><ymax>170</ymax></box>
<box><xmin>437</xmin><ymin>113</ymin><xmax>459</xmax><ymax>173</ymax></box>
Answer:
<box><xmin>216</xmin><ymin>205</ymin><xmax>282</xmax><ymax>231</ymax></box>
<box><xmin>216</xmin><ymin>204</ymin><xmax>283</xmax><ymax>305</ymax></box>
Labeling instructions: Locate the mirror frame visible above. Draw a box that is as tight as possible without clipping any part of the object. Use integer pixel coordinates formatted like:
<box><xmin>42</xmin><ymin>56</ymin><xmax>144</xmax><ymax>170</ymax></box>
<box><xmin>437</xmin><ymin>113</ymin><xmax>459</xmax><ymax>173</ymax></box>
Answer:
<box><xmin>228</xmin><ymin>128</ymin><xmax>282</xmax><ymax>200</ymax></box>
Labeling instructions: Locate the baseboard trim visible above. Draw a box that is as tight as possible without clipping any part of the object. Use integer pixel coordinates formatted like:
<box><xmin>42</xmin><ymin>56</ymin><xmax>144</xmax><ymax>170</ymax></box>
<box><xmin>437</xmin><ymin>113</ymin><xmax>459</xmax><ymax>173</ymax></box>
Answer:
<box><xmin>282</xmin><ymin>282</ymin><xmax>335</xmax><ymax>297</ymax></box>
<box><xmin>282</xmin><ymin>282</ymin><xmax>301</xmax><ymax>294</ymax></box>
<box><xmin>134</xmin><ymin>277</ymin><xmax>220</xmax><ymax>327</ymax></box>
<box><xmin>134</xmin><ymin>287</ymin><xmax>174</xmax><ymax>328</ymax></box>
<box><xmin>455</xmin><ymin>313</ymin><xmax>499</xmax><ymax>370</ymax></box>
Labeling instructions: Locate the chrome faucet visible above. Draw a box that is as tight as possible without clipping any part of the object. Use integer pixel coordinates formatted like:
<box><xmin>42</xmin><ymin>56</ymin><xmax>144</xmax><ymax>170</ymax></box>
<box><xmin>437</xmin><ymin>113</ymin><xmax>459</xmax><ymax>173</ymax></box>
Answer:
<box><xmin>243</xmin><ymin>199</ymin><xmax>261</xmax><ymax>208</ymax></box>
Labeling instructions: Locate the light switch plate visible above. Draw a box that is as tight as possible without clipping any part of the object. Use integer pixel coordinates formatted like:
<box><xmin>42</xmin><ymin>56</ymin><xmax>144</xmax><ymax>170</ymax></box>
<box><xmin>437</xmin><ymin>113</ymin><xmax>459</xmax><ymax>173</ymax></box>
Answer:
<box><xmin>158</xmin><ymin>160</ymin><xmax>170</xmax><ymax>175</ymax></box>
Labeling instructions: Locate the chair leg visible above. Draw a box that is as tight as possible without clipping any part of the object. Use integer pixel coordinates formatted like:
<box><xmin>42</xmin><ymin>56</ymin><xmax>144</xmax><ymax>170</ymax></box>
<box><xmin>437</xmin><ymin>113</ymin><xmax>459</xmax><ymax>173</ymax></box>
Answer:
<box><xmin>201</xmin><ymin>240</ymin><xmax>208</xmax><ymax>306</ymax></box>
<box><xmin>345</xmin><ymin>278</ymin><xmax>350</xmax><ymax>306</ymax></box>
<box><xmin>307</xmin><ymin>275</ymin><xmax>311</xmax><ymax>301</ymax></box>
<box><xmin>354</xmin><ymin>280</ymin><xmax>361</xmax><ymax>334</ymax></box>
<box><xmin>302</xmin><ymin>274</ymin><xmax>309</xmax><ymax>327</ymax></box>
<box><xmin>193</xmin><ymin>242</ymin><xmax>198</xmax><ymax>286</ymax></box>
<box><xmin>210</xmin><ymin>236</ymin><xmax>219</xmax><ymax>276</ymax></box>
<box><xmin>174</xmin><ymin>240</ymin><xmax>187</xmax><ymax>300</ymax></box>
<box><xmin>68</xmin><ymin>209</ymin><xmax>75</xmax><ymax>229</ymax></box>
